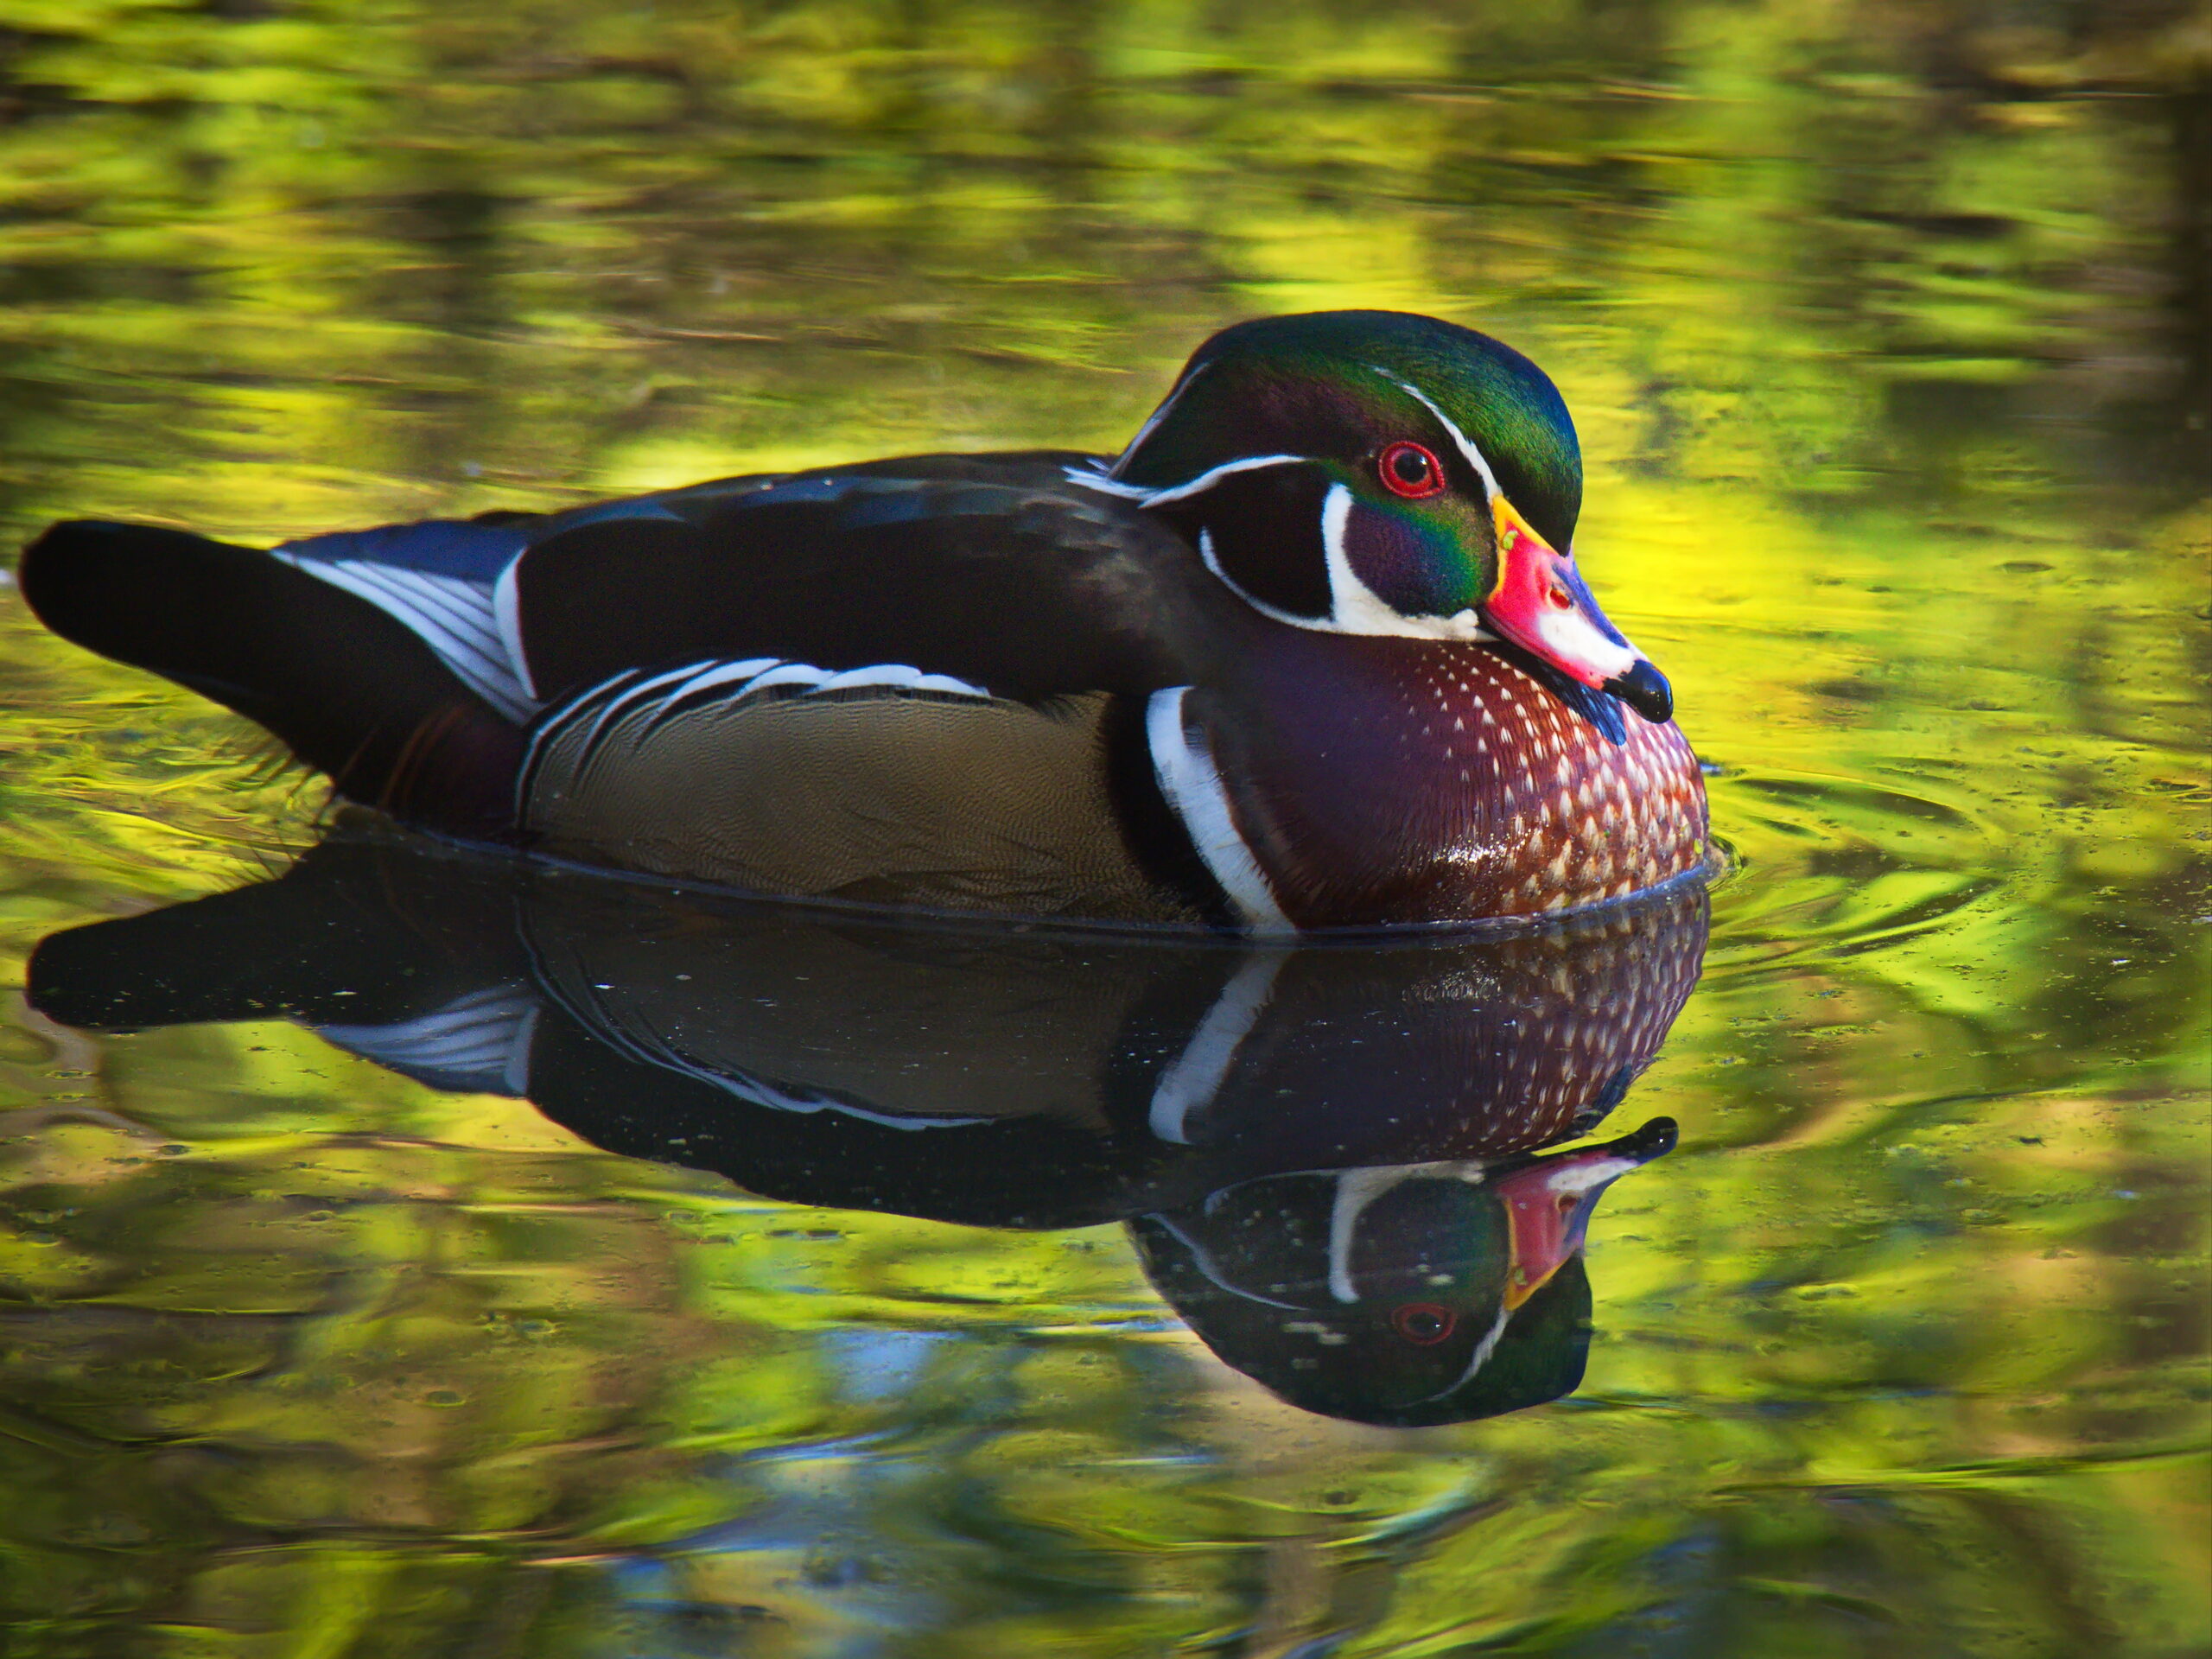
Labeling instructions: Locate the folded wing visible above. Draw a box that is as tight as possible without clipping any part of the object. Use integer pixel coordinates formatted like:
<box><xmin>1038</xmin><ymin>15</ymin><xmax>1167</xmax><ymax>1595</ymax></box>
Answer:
<box><xmin>520</xmin><ymin>658</ymin><xmax>1205</xmax><ymax>924</ymax></box>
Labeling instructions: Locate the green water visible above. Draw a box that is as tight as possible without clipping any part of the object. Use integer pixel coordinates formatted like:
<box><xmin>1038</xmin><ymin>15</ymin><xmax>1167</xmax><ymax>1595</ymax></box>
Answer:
<box><xmin>1</xmin><ymin>3</ymin><xmax>2208</xmax><ymax>1655</ymax></box>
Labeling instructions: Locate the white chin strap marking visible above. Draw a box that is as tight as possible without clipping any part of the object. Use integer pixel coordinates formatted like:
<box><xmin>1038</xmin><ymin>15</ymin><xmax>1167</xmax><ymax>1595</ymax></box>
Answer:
<box><xmin>1319</xmin><ymin>483</ymin><xmax>1494</xmax><ymax>642</ymax></box>
<box><xmin>1325</xmin><ymin>1161</ymin><xmax>1488</xmax><ymax>1305</ymax></box>
<box><xmin>1189</xmin><ymin>499</ymin><xmax>1494</xmax><ymax>644</ymax></box>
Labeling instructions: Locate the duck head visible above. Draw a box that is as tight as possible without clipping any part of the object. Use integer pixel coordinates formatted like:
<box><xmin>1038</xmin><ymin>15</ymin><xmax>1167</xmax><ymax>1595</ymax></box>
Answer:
<box><xmin>1100</xmin><ymin>309</ymin><xmax>1671</xmax><ymax>724</ymax></box>
<box><xmin>1129</xmin><ymin>1118</ymin><xmax>1677</xmax><ymax>1426</ymax></box>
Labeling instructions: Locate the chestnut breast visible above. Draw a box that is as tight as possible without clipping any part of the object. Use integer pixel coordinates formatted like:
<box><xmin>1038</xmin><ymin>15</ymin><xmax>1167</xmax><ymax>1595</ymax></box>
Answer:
<box><xmin>1200</xmin><ymin>633</ymin><xmax>1709</xmax><ymax>929</ymax></box>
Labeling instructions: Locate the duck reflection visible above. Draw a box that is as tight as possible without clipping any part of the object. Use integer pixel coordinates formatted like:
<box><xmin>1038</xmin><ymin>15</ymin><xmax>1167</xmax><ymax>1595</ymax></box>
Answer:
<box><xmin>28</xmin><ymin>836</ymin><xmax>1706</xmax><ymax>1425</ymax></box>
<box><xmin>1135</xmin><ymin>1126</ymin><xmax>1674</xmax><ymax>1425</ymax></box>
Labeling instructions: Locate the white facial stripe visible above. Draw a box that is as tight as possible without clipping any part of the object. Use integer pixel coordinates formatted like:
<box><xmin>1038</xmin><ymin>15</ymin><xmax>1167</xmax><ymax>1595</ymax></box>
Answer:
<box><xmin>1420</xmin><ymin>1305</ymin><xmax>1515</xmax><ymax>1403</ymax></box>
<box><xmin>1085</xmin><ymin>366</ymin><xmax>1520</xmax><ymax>644</ymax></box>
<box><xmin>1061</xmin><ymin>468</ymin><xmax>1154</xmax><ymax>500</ymax></box>
<box><xmin>1145</xmin><ymin>1213</ymin><xmax>1306</xmax><ymax>1311</ymax></box>
<box><xmin>1534</xmin><ymin>606</ymin><xmax>1638</xmax><ymax>683</ymax></box>
<box><xmin>1146</xmin><ymin>687</ymin><xmax>1293</xmax><ymax>932</ymax></box>
<box><xmin>1065</xmin><ymin>452</ymin><xmax>1311</xmax><ymax>506</ymax></box>
<box><xmin>1318</xmin><ymin>482</ymin><xmax>1386</xmax><ymax>629</ymax></box>
<box><xmin>1135</xmin><ymin>453</ymin><xmax>1308</xmax><ymax>507</ymax></box>
<box><xmin>1110</xmin><ymin>357</ymin><xmax>1214</xmax><ymax>478</ymax></box>
<box><xmin>1376</xmin><ymin>369</ymin><xmax>1504</xmax><ymax>504</ymax></box>
<box><xmin>1147</xmin><ymin>953</ymin><xmax>1287</xmax><ymax>1144</ymax></box>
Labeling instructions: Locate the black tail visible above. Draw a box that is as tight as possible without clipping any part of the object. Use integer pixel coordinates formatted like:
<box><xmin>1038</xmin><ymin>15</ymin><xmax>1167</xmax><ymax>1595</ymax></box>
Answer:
<box><xmin>18</xmin><ymin>520</ymin><xmax>523</xmax><ymax>834</ymax></box>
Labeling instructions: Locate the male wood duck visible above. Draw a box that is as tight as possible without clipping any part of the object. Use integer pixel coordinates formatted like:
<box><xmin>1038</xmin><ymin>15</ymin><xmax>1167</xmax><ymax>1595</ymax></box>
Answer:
<box><xmin>19</xmin><ymin>310</ymin><xmax>1708</xmax><ymax>931</ymax></box>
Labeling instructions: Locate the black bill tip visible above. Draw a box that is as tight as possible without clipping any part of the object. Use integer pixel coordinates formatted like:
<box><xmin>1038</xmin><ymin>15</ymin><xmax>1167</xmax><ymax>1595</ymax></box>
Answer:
<box><xmin>1616</xmin><ymin>1116</ymin><xmax>1679</xmax><ymax>1162</ymax></box>
<box><xmin>1603</xmin><ymin>660</ymin><xmax>1673</xmax><ymax>724</ymax></box>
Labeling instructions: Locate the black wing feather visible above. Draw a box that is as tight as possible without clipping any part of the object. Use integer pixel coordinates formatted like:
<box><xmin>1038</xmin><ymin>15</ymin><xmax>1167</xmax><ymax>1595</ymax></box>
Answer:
<box><xmin>514</xmin><ymin>459</ymin><xmax>1209</xmax><ymax>704</ymax></box>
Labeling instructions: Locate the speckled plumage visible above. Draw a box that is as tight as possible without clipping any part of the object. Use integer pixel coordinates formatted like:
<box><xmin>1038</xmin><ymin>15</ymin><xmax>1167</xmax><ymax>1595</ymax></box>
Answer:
<box><xmin>1196</xmin><ymin>630</ymin><xmax>1709</xmax><ymax>926</ymax></box>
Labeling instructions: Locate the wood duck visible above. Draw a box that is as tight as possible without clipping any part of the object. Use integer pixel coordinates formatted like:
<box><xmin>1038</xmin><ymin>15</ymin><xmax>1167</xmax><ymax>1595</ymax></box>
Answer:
<box><xmin>27</xmin><ymin>837</ymin><xmax>1701</xmax><ymax>1423</ymax></box>
<box><xmin>18</xmin><ymin>311</ymin><xmax>1709</xmax><ymax>931</ymax></box>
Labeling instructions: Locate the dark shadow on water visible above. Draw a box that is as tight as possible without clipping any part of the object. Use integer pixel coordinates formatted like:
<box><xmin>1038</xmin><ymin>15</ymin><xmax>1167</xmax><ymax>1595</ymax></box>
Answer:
<box><xmin>28</xmin><ymin>832</ymin><xmax>1706</xmax><ymax>1426</ymax></box>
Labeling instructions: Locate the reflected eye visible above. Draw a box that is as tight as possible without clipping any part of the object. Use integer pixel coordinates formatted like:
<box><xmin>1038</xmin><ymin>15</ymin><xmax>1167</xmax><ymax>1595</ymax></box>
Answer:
<box><xmin>1391</xmin><ymin>1302</ymin><xmax>1458</xmax><ymax>1345</ymax></box>
<box><xmin>1377</xmin><ymin>442</ymin><xmax>1446</xmax><ymax>499</ymax></box>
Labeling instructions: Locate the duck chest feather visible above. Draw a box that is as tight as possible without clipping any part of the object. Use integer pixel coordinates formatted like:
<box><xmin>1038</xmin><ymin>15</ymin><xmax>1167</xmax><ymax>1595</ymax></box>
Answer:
<box><xmin>1192</xmin><ymin>633</ymin><xmax>1710</xmax><ymax>929</ymax></box>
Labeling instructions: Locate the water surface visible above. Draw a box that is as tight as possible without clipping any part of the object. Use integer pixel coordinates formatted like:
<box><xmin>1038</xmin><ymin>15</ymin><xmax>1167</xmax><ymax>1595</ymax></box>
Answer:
<box><xmin>1</xmin><ymin>4</ymin><xmax>2207</xmax><ymax>1655</ymax></box>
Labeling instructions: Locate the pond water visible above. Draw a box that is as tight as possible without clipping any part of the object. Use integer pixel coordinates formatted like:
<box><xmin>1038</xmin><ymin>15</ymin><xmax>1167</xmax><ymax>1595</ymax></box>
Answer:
<box><xmin>1</xmin><ymin>4</ymin><xmax>2207</xmax><ymax>1656</ymax></box>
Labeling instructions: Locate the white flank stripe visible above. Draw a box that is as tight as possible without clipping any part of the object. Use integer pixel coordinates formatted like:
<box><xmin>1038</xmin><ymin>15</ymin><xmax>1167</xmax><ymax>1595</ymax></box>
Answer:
<box><xmin>740</xmin><ymin>662</ymin><xmax>839</xmax><ymax>696</ymax></box>
<box><xmin>553</xmin><ymin>664</ymin><xmax>705</xmax><ymax>779</ymax></box>
<box><xmin>552</xmin><ymin>975</ymin><xmax>993</xmax><ymax>1130</ymax></box>
<box><xmin>903</xmin><ymin>671</ymin><xmax>993</xmax><ymax>697</ymax></box>
<box><xmin>713</xmin><ymin>1071</ymin><xmax>994</xmax><ymax>1132</ymax></box>
<box><xmin>811</xmin><ymin>664</ymin><xmax>991</xmax><ymax>698</ymax></box>
<box><xmin>1147</xmin><ymin>952</ymin><xmax>1287</xmax><ymax>1143</ymax></box>
<box><xmin>663</xmin><ymin>657</ymin><xmax>784</xmax><ymax>704</ymax></box>
<box><xmin>522</xmin><ymin>656</ymin><xmax>999</xmax><ymax>815</ymax></box>
<box><xmin>1146</xmin><ymin>686</ymin><xmax>1292</xmax><ymax>932</ymax></box>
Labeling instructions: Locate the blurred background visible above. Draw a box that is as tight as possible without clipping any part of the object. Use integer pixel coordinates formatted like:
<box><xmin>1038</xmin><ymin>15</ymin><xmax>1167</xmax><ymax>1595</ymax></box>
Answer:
<box><xmin>0</xmin><ymin>3</ymin><xmax>2207</xmax><ymax>1656</ymax></box>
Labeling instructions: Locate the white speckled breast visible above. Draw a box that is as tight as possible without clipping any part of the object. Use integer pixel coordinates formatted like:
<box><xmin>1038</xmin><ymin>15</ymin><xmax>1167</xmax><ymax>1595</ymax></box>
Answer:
<box><xmin>1196</xmin><ymin>635</ymin><xmax>1710</xmax><ymax>928</ymax></box>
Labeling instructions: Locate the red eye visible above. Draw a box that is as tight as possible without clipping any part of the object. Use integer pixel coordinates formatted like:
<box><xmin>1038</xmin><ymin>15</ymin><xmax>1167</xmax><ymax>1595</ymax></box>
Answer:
<box><xmin>1391</xmin><ymin>1302</ymin><xmax>1458</xmax><ymax>1345</ymax></box>
<box><xmin>1377</xmin><ymin>442</ymin><xmax>1446</xmax><ymax>499</ymax></box>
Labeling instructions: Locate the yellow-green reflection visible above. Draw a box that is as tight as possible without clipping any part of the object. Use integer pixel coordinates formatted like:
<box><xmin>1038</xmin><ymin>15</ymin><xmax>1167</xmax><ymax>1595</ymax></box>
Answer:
<box><xmin>1</xmin><ymin>1</ymin><xmax>2207</xmax><ymax>1655</ymax></box>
